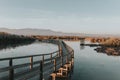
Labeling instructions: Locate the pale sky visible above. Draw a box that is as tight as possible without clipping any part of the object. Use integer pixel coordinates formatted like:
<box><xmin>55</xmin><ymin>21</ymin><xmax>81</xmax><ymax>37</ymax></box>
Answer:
<box><xmin>0</xmin><ymin>0</ymin><xmax>120</xmax><ymax>34</ymax></box>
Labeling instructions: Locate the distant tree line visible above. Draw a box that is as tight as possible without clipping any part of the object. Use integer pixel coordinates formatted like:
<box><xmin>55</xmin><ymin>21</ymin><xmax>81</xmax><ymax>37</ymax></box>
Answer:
<box><xmin>0</xmin><ymin>32</ymin><xmax>35</xmax><ymax>45</ymax></box>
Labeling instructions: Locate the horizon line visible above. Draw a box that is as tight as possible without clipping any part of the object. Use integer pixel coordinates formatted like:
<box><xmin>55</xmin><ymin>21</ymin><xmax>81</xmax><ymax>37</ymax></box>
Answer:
<box><xmin>0</xmin><ymin>27</ymin><xmax>120</xmax><ymax>35</ymax></box>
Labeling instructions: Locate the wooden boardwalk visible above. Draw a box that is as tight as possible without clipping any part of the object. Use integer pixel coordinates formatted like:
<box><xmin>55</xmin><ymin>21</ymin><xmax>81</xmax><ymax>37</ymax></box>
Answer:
<box><xmin>0</xmin><ymin>40</ymin><xmax>74</xmax><ymax>80</ymax></box>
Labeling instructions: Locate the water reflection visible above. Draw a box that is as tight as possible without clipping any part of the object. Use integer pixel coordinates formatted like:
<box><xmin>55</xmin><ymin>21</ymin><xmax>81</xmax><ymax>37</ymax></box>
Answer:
<box><xmin>67</xmin><ymin>41</ymin><xmax>120</xmax><ymax>80</ymax></box>
<box><xmin>80</xmin><ymin>42</ymin><xmax>120</xmax><ymax>56</ymax></box>
<box><xmin>80</xmin><ymin>44</ymin><xmax>85</xmax><ymax>50</ymax></box>
<box><xmin>80</xmin><ymin>39</ymin><xmax>85</xmax><ymax>50</ymax></box>
<box><xmin>0</xmin><ymin>41</ymin><xmax>34</xmax><ymax>50</ymax></box>
<box><xmin>94</xmin><ymin>47</ymin><xmax>120</xmax><ymax>56</ymax></box>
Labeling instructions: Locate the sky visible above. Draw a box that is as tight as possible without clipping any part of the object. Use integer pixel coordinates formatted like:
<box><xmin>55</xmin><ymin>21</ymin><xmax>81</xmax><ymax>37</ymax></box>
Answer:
<box><xmin>0</xmin><ymin>0</ymin><xmax>120</xmax><ymax>34</ymax></box>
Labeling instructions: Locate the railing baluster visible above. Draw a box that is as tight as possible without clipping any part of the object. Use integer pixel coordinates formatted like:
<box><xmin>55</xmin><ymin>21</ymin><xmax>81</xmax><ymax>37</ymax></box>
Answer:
<box><xmin>40</xmin><ymin>60</ymin><xmax>43</xmax><ymax>80</ymax></box>
<box><xmin>71</xmin><ymin>50</ymin><xmax>74</xmax><ymax>66</ymax></box>
<box><xmin>53</xmin><ymin>58</ymin><xmax>56</xmax><ymax>72</ymax></box>
<box><xmin>61</xmin><ymin>52</ymin><xmax>63</xmax><ymax>67</ymax></box>
<box><xmin>66</xmin><ymin>55</ymin><xmax>69</xmax><ymax>64</ymax></box>
<box><xmin>58</xmin><ymin>45</ymin><xmax>62</xmax><ymax>56</ymax></box>
<box><xmin>9</xmin><ymin>59</ymin><xmax>14</xmax><ymax>80</ymax></box>
<box><xmin>30</xmin><ymin>56</ymin><xmax>33</xmax><ymax>69</ymax></box>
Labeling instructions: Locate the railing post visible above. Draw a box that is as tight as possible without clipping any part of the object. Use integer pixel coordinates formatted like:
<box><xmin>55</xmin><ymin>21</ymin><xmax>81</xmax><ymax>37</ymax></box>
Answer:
<box><xmin>53</xmin><ymin>58</ymin><xmax>56</xmax><ymax>72</ymax></box>
<box><xmin>72</xmin><ymin>50</ymin><xmax>74</xmax><ymax>58</ymax></box>
<box><xmin>58</xmin><ymin>45</ymin><xmax>62</xmax><ymax>56</ymax></box>
<box><xmin>40</xmin><ymin>60</ymin><xmax>43</xmax><ymax>80</ymax></box>
<box><xmin>60</xmin><ymin>48</ymin><xmax>63</xmax><ymax>66</ymax></box>
<box><xmin>9</xmin><ymin>59</ymin><xmax>14</xmax><ymax>80</ymax></box>
<box><xmin>71</xmin><ymin>50</ymin><xmax>74</xmax><ymax>66</ymax></box>
<box><xmin>30</xmin><ymin>56</ymin><xmax>33</xmax><ymax>69</ymax></box>
<box><xmin>61</xmin><ymin>56</ymin><xmax>63</xmax><ymax>67</ymax></box>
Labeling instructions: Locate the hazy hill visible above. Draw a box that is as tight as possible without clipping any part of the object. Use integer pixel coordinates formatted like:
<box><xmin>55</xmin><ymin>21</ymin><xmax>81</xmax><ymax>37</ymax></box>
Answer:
<box><xmin>0</xmin><ymin>28</ymin><xmax>116</xmax><ymax>37</ymax></box>
<box><xmin>0</xmin><ymin>28</ymin><xmax>87</xmax><ymax>36</ymax></box>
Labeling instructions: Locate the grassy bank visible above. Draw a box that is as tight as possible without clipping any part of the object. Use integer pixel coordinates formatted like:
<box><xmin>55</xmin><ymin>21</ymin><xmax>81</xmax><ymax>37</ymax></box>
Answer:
<box><xmin>0</xmin><ymin>32</ymin><xmax>35</xmax><ymax>45</ymax></box>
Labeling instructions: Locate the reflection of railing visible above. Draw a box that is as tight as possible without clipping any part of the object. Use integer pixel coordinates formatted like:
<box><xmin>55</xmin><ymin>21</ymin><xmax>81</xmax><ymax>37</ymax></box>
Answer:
<box><xmin>0</xmin><ymin>40</ymin><xmax>74</xmax><ymax>80</ymax></box>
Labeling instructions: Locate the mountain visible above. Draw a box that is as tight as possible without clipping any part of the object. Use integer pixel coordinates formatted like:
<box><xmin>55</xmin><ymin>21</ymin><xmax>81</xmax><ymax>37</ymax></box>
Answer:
<box><xmin>0</xmin><ymin>28</ymin><xmax>86</xmax><ymax>36</ymax></box>
<box><xmin>0</xmin><ymin>28</ymin><xmax>117</xmax><ymax>37</ymax></box>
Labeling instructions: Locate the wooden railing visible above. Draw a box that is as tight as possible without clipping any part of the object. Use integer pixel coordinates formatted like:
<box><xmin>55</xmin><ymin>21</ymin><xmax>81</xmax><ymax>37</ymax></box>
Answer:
<box><xmin>0</xmin><ymin>40</ymin><xmax>74</xmax><ymax>80</ymax></box>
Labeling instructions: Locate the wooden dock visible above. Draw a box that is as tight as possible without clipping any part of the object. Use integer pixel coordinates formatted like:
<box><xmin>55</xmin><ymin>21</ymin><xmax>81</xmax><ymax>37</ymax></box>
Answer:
<box><xmin>0</xmin><ymin>40</ymin><xmax>74</xmax><ymax>80</ymax></box>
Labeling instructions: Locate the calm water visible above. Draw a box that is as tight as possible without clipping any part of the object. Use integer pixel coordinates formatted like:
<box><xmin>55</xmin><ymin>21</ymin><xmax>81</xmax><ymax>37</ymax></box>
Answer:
<box><xmin>1</xmin><ymin>41</ymin><xmax>120</xmax><ymax>80</ymax></box>
<box><xmin>0</xmin><ymin>41</ymin><xmax>58</xmax><ymax>79</ymax></box>
<box><xmin>66</xmin><ymin>41</ymin><xmax>120</xmax><ymax>80</ymax></box>
<box><xmin>0</xmin><ymin>42</ymin><xmax>58</xmax><ymax>58</ymax></box>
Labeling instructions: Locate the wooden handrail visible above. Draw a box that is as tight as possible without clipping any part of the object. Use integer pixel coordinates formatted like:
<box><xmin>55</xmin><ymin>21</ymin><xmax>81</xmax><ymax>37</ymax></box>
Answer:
<box><xmin>0</xmin><ymin>50</ymin><xmax>59</xmax><ymax>61</ymax></box>
<box><xmin>0</xmin><ymin>39</ymin><xmax>74</xmax><ymax>80</ymax></box>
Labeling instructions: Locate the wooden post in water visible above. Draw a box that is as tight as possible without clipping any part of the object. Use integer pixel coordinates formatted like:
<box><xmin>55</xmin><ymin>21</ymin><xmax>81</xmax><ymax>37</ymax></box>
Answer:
<box><xmin>9</xmin><ymin>59</ymin><xmax>14</xmax><ymax>80</ymax></box>
<box><xmin>30</xmin><ymin>56</ymin><xmax>33</xmax><ymax>69</ymax></box>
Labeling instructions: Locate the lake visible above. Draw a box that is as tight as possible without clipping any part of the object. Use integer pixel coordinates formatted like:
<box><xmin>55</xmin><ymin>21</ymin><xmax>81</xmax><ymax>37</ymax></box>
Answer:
<box><xmin>66</xmin><ymin>41</ymin><xmax>120</xmax><ymax>80</ymax></box>
<box><xmin>0</xmin><ymin>41</ymin><xmax>58</xmax><ymax>58</ymax></box>
<box><xmin>0</xmin><ymin>41</ymin><xmax>58</xmax><ymax>79</ymax></box>
<box><xmin>1</xmin><ymin>41</ymin><xmax>120</xmax><ymax>80</ymax></box>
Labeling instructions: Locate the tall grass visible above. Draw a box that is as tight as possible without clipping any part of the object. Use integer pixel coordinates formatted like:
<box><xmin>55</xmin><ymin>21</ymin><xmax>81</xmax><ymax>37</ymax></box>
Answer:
<box><xmin>101</xmin><ymin>38</ymin><xmax>120</xmax><ymax>46</ymax></box>
<box><xmin>0</xmin><ymin>32</ymin><xmax>35</xmax><ymax>45</ymax></box>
